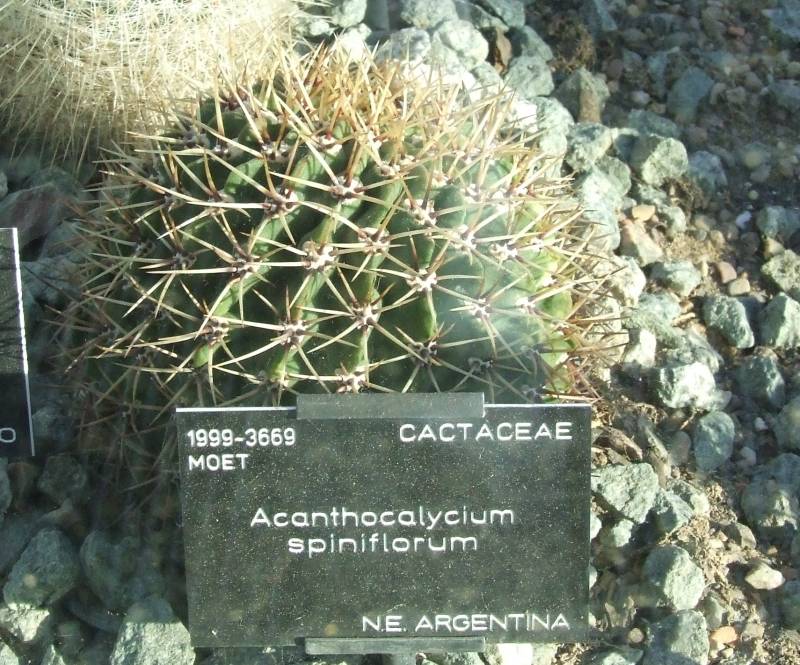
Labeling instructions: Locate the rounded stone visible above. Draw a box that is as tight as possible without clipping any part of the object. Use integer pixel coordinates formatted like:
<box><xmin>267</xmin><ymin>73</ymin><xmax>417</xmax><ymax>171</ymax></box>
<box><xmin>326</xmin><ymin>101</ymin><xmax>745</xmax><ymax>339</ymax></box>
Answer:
<box><xmin>774</xmin><ymin>396</ymin><xmax>800</xmax><ymax>451</ymax></box>
<box><xmin>692</xmin><ymin>411</ymin><xmax>736</xmax><ymax>472</ymax></box>
<box><xmin>643</xmin><ymin>545</ymin><xmax>706</xmax><ymax>610</ymax></box>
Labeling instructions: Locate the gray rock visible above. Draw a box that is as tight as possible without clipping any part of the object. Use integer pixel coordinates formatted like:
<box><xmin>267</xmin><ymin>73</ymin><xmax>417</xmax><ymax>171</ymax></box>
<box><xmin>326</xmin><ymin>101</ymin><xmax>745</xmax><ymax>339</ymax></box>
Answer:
<box><xmin>0</xmin><ymin>642</ymin><xmax>19</xmax><ymax>665</ymax></box>
<box><xmin>759</xmin><ymin>294</ymin><xmax>800</xmax><ymax>349</ymax></box>
<box><xmin>643</xmin><ymin>546</ymin><xmax>705</xmax><ymax>611</ymax></box>
<box><xmin>688</xmin><ymin>151</ymin><xmax>728</xmax><ymax>204</ymax></box>
<box><xmin>0</xmin><ymin>460</ymin><xmax>9</xmax><ymax>524</ymax></box>
<box><xmin>40</xmin><ymin>645</ymin><xmax>67</xmax><ymax>665</ymax></box>
<box><xmin>591</xmin><ymin>463</ymin><xmax>659</xmax><ymax>524</ymax></box>
<box><xmin>509</xmin><ymin>26</ymin><xmax>553</xmax><ymax>62</ymax></box>
<box><xmin>619</xmin><ymin>220</ymin><xmax>663</xmax><ymax>266</ymax></box>
<box><xmin>692</xmin><ymin>411</ymin><xmax>735</xmax><ymax>472</ymax></box>
<box><xmin>0</xmin><ymin>513</ymin><xmax>43</xmax><ymax>575</ymax></box>
<box><xmin>762</xmin><ymin>249</ymin><xmax>800</xmax><ymax>301</ymax></box>
<box><xmin>651</xmin><ymin>362</ymin><xmax>719</xmax><ymax>411</ymax></box>
<box><xmin>574</xmin><ymin>168</ymin><xmax>624</xmax><ymax>250</ymax></box>
<box><xmin>650</xmin><ymin>261</ymin><xmax>702</xmax><ymax>297</ymax></box>
<box><xmin>736</xmin><ymin>355</ymin><xmax>785</xmax><ymax>411</ymax></box>
<box><xmin>667</xmin><ymin>66</ymin><xmax>715</xmax><ymax>124</ymax></box>
<box><xmin>504</xmin><ymin>56</ymin><xmax>554</xmax><ymax>100</ymax></box>
<box><xmin>702</xmin><ymin>296</ymin><xmax>755</xmax><ymax>349</ymax></box>
<box><xmin>763</xmin><ymin>0</ymin><xmax>800</xmax><ymax>47</ymax></box>
<box><xmin>662</xmin><ymin>329</ymin><xmax>723</xmax><ymax>374</ymax></box>
<box><xmin>770</xmin><ymin>79</ymin><xmax>800</xmax><ymax>113</ymax></box>
<box><xmin>0</xmin><ymin>602</ymin><xmax>51</xmax><ymax>643</ymax></box>
<box><xmin>565</xmin><ymin>123</ymin><xmax>613</xmax><ymax>172</ymax></box>
<box><xmin>327</xmin><ymin>0</ymin><xmax>366</xmax><ymax>27</ymax></box>
<box><xmin>453</xmin><ymin>0</ymin><xmax>507</xmax><ymax>29</ymax></box>
<box><xmin>775</xmin><ymin>395</ymin><xmax>800</xmax><ymax>451</ymax></box>
<box><xmin>643</xmin><ymin>610</ymin><xmax>709</xmax><ymax>665</ymax></box>
<box><xmin>295</xmin><ymin>14</ymin><xmax>332</xmax><ymax>37</ymax></box>
<box><xmin>765</xmin><ymin>453</ymin><xmax>800</xmax><ymax>493</ymax></box>
<box><xmin>3</xmin><ymin>528</ymin><xmax>80</xmax><ymax>606</ymax></box>
<box><xmin>376</xmin><ymin>28</ymin><xmax>431</xmax><ymax>63</ymax></box>
<box><xmin>478</xmin><ymin>0</ymin><xmax>525</xmax><ymax>28</ymax></box>
<box><xmin>597</xmin><ymin>156</ymin><xmax>632</xmax><ymax>196</ymax></box>
<box><xmin>599</xmin><ymin>518</ymin><xmax>635</xmax><ymax>548</ymax></box>
<box><xmin>782</xmin><ymin>580</ymin><xmax>800</xmax><ymax>630</ymax></box>
<box><xmin>636</xmin><ymin>292</ymin><xmax>682</xmax><ymax>325</ymax></box>
<box><xmin>432</xmin><ymin>20</ymin><xmax>488</xmax><ymax>70</ymax></box>
<box><xmin>80</xmin><ymin>531</ymin><xmax>165</xmax><ymax>613</ymax></box>
<box><xmin>581</xmin><ymin>0</ymin><xmax>618</xmax><ymax>37</ymax></box>
<box><xmin>745</xmin><ymin>561</ymin><xmax>785</xmax><ymax>590</ymax></box>
<box><xmin>110</xmin><ymin>597</ymin><xmax>193</xmax><ymax>665</ymax></box>
<box><xmin>590</xmin><ymin>512</ymin><xmax>602</xmax><ymax>541</ymax></box>
<box><xmin>554</xmin><ymin>68</ymin><xmax>610</xmax><ymax>123</ymax></box>
<box><xmin>741</xmin><ymin>475</ymin><xmax>799</xmax><ymax>544</ymax></box>
<box><xmin>756</xmin><ymin>206</ymin><xmax>800</xmax><ymax>242</ymax></box>
<box><xmin>0</xmin><ymin>183</ymin><xmax>75</xmax><ymax>249</ymax></box>
<box><xmin>626</xmin><ymin>110</ymin><xmax>680</xmax><ymax>140</ymax></box>
<box><xmin>398</xmin><ymin>0</ymin><xmax>458</xmax><ymax>28</ymax></box>
<box><xmin>606</xmin><ymin>253</ymin><xmax>645</xmax><ymax>308</ymax></box>
<box><xmin>533</xmin><ymin>96</ymin><xmax>575</xmax><ymax>156</ymax></box>
<box><xmin>0</xmin><ymin>172</ymin><xmax>6</xmax><ymax>200</ymax></box>
<box><xmin>652</xmin><ymin>489</ymin><xmax>694</xmax><ymax>536</ymax></box>
<box><xmin>667</xmin><ymin>479</ymin><xmax>710</xmax><ymax>516</ymax></box>
<box><xmin>585</xmin><ymin>648</ymin><xmax>642</xmax><ymax>665</ymax></box>
<box><xmin>470</xmin><ymin>62</ymin><xmax>504</xmax><ymax>95</ymax></box>
<box><xmin>630</xmin><ymin>135</ymin><xmax>689</xmax><ymax>187</ymax></box>
<box><xmin>36</xmin><ymin>456</ymin><xmax>88</xmax><ymax>506</ymax></box>
<box><xmin>621</xmin><ymin>328</ymin><xmax>657</xmax><ymax>378</ymax></box>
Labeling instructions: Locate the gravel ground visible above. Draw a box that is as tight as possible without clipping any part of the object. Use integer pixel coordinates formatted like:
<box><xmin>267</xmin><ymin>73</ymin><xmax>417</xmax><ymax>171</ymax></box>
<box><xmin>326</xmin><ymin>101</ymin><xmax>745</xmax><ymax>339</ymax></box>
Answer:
<box><xmin>1</xmin><ymin>1</ymin><xmax>800</xmax><ymax>664</ymax></box>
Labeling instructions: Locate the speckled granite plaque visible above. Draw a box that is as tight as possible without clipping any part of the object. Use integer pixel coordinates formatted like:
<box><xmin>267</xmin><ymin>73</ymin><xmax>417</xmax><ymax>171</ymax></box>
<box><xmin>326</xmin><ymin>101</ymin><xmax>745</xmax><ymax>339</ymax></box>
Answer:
<box><xmin>177</xmin><ymin>395</ymin><xmax>590</xmax><ymax>647</ymax></box>
<box><xmin>0</xmin><ymin>228</ymin><xmax>34</xmax><ymax>458</ymax></box>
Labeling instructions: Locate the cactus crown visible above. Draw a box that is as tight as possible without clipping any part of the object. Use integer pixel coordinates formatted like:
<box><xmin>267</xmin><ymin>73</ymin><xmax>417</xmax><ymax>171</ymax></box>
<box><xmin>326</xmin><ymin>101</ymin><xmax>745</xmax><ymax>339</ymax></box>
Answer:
<box><xmin>64</xmin><ymin>44</ymin><xmax>610</xmax><ymax>453</ymax></box>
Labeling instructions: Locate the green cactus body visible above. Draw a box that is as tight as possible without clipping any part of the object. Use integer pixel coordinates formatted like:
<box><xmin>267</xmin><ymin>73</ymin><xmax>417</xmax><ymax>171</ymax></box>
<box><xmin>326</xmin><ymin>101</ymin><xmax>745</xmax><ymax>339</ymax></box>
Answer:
<box><xmin>66</xmin><ymin>47</ymin><xmax>606</xmax><ymax>453</ymax></box>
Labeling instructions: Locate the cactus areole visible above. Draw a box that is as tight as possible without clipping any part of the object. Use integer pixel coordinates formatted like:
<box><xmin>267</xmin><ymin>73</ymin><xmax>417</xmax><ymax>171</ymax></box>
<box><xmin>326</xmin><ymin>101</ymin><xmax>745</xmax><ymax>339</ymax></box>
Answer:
<box><xmin>66</xmin><ymin>46</ymin><xmax>608</xmax><ymax>447</ymax></box>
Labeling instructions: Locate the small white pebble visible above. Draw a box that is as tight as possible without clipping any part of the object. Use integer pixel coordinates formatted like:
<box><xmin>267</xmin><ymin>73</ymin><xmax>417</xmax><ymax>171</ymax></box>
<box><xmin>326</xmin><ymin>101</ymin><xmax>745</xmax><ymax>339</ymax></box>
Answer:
<box><xmin>754</xmin><ymin>417</ymin><xmax>768</xmax><ymax>431</ymax></box>
<box><xmin>734</xmin><ymin>211</ymin><xmax>752</xmax><ymax>228</ymax></box>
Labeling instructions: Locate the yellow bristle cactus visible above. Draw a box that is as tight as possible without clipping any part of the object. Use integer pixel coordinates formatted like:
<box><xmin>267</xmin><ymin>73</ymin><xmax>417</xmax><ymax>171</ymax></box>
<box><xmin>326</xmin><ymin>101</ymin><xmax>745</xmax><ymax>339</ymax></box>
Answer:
<box><xmin>60</xmin><ymin>43</ymin><xmax>616</xmax><ymax>478</ymax></box>
<box><xmin>0</xmin><ymin>0</ymin><xmax>309</xmax><ymax>166</ymax></box>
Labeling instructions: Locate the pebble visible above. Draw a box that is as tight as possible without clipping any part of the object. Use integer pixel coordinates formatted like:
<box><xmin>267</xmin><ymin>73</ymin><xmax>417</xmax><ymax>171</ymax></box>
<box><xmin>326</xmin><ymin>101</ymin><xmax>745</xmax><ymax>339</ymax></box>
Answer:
<box><xmin>431</xmin><ymin>20</ymin><xmax>488</xmax><ymax>70</ymax></box>
<box><xmin>667</xmin><ymin>66</ymin><xmax>715</xmax><ymax>123</ymax></box>
<box><xmin>755</xmin><ymin>206</ymin><xmax>800</xmax><ymax>242</ymax></box>
<box><xmin>398</xmin><ymin>0</ymin><xmax>458</xmax><ymax>28</ymax></box>
<box><xmin>626</xmin><ymin>110</ymin><xmax>680</xmax><ymax>140</ymax></box>
<box><xmin>643</xmin><ymin>546</ymin><xmax>706</xmax><ymax>610</ymax></box>
<box><xmin>774</xmin><ymin>396</ymin><xmax>800</xmax><ymax>451</ymax></box>
<box><xmin>709</xmin><ymin>625</ymin><xmax>737</xmax><ymax>649</ymax></box>
<box><xmin>745</xmin><ymin>561</ymin><xmax>785</xmax><ymax>590</ymax></box>
<box><xmin>621</xmin><ymin>328</ymin><xmax>657</xmax><ymax>378</ymax></box>
<box><xmin>735</xmin><ymin>354</ymin><xmax>786</xmax><ymax>411</ymax></box>
<box><xmin>3</xmin><ymin>528</ymin><xmax>80</xmax><ymax>606</ymax></box>
<box><xmin>36</xmin><ymin>456</ymin><xmax>88</xmax><ymax>506</ymax></box>
<box><xmin>591</xmin><ymin>463</ymin><xmax>659</xmax><ymax>524</ymax></box>
<box><xmin>630</xmin><ymin>135</ymin><xmax>689</xmax><ymax>187</ymax></box>
<box><xmin>716</xmin><ymin>261</ymin><xmax>737</xmax><ymax>284</ymax></box>
<box><xmin>585</xmin><ymin>647</ymin><xmax>642</xmax><ymax>665</ymax></box>
<box><xmin>642</xmin><ymin>610</ymin><xmax>709</xmax><ymax>665</ymax></box>
<box><xmin>760</xmin><ymin>293</ymin><xmax>800</xmax><ymax>348</ymax></box>
<box><xmin>651</xmin><ymin>362</ymin><xmax>721</xmax><ymax>411</ymax></box>
<box><xmin>693</xmin><ymin>411</ymin><xmax>736</xmax><ymax>472</ymax></box>
<box><xmin>0</xmin><ymin>602</ymin><xmax>51</xmax><ymax>643</ymax></box>
<box><xmin>650</xmin><ymin>260</ymin><xmax>703</xmax><ymax>297</ymax></box>
<box><xmin>0</xmin><ymin>641</ymin><xmax>19</xmax><ymax>665</ymax></box>
<box><xmin>782</xmin><ymin>580</ymin><xmax>800</xmax><ymax>630</ymax></box>
<box><xmin>726</xmin><ymin>277</ymin><xmax>750</xmax><ymax>296</ymax></box>
<box><xmin>762</xmin><ymin>249</ymin><xmax>800</xmax><ymax>301</ymax></box>
<box><xmin>565</xmin><ymin>123</ymin><xmax>614</xmax><ymax>172</ymax></box>
<box><xmin>503</xmin><ymin>56</ymin><xmax>554</xmax><ymax>100</ymax></box>
<box><xmin>327</xmin><ymin>0</ymin><xmax>367</xmax><ymax>28</ymax></box>
<box><xmin>741</xmin><ymin>475</ymin><xmax>799</xmax><ymax>544</ymax></box>
<box><xmin>702</xmin><ymin>296</ymin><xmax>755</xmax><ymax>348</ymax></box>
<box><xmin>619</xmin><ymin>219</ymin><xmax>664</xmax><ymax>266</ymax></box>
<box><xmin>554</xmin><ymin>68</ymin><xmax>610</xmax><ymax>123</ymax></box>
<box><xmin>631</xmin><ymin>204</ymin><xmax>656</xmax><ymax>222</ymax></box>
<box><xmin>652</xmin><ymin>488</ymin><xmax>694</xmax><ymax>536</ymax></box>
<box><xmin>109</xmin><ymin>597</ymin><xmax>193</xmax><ymax>665</ymax></box>
<box><xmin>477</xmin><ymin>0</ymin><xmax>525</xmax><ymax>28</ymax></box>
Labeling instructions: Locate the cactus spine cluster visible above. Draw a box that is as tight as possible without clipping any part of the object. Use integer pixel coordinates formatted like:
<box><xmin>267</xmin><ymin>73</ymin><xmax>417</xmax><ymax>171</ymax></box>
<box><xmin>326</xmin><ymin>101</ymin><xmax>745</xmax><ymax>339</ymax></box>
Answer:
<box><xmin>64</xmin><ymin>45</ymin><xmax>610</xmax><ymax>457</ymax></box>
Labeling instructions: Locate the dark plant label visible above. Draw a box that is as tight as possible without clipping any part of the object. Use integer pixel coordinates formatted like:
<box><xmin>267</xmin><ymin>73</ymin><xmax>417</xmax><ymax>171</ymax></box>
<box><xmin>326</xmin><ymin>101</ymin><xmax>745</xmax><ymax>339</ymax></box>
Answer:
<box><xmin>177</xmin><ymin>395</ymin><xmax>590</xmax><ymax>647</ymax></box>
<box><xmin>0</xmin><ymin>228</ymin><xmax>34</xmax><ymax>458</ymax></box>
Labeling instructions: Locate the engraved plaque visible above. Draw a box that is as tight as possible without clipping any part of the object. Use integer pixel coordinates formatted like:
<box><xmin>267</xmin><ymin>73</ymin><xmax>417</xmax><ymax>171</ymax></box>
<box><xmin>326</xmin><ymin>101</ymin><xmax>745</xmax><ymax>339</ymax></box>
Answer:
<box><xmin>178</xmin><ymin>395</ymin><xmax>590</xmax><ymax>647</ymax></box>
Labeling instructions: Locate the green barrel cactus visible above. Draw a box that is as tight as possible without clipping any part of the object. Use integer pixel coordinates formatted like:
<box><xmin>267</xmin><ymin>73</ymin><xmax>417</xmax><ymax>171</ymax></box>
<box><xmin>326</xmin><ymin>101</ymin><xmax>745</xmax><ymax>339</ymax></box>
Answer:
<box><xmin>63</xmin><ymin>46</ymin><xmax>609</xmax><ymax>460</ymax></box>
